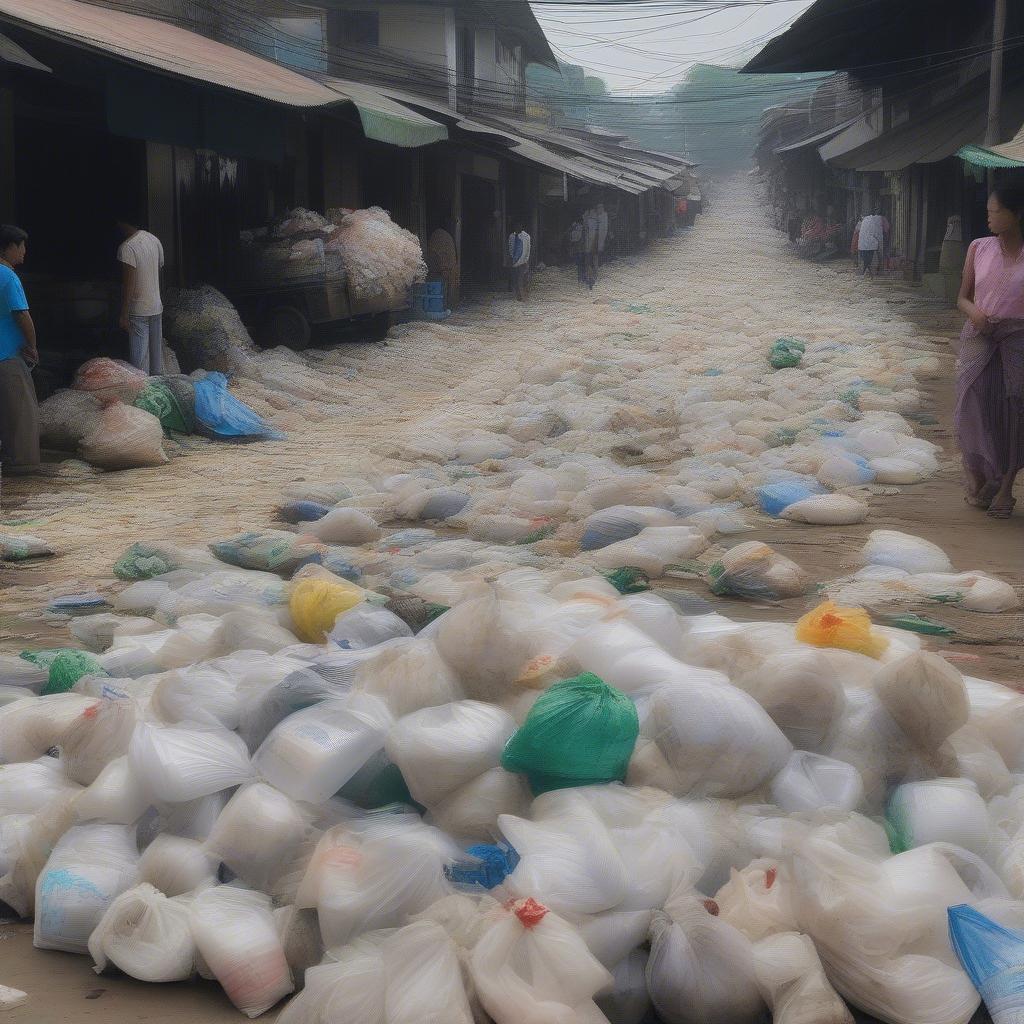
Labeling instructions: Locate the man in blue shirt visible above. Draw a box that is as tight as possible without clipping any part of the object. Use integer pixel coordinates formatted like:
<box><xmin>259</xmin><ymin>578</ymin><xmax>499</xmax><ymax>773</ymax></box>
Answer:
<box><xmin>0</xmin><ymin>224</ymin><xmax>40</xmax><ymax>475</ymax></box>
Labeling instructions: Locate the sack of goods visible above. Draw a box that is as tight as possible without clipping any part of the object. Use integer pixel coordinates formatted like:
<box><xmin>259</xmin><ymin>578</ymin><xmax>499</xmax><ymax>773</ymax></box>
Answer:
<box><xmin>326</xmin><ymin>207</ymin><xmax>426</xmax><ymax>303</ymax></box>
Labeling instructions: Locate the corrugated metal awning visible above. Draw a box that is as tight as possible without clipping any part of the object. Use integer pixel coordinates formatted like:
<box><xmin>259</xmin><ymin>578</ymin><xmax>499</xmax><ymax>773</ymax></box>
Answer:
<box><xmin>321</xmin><ymin>77</ymin><xmax>447</xmax><ymax>148</ymax></box>
<box><xmin>0</xmin><ymin>0</ymin><xmax>340</xmax><ymax>107</ymax></box>
<box><xmin>822</xmin><ymin>81</ymin><xmax>1024</xmax><ymax>172</ymax></box>
<box><xmin>960</xmin><ymin>120</ymin><xmax>1024</xmax><ymax>166</ymax></box>
<box><xmin>0</xmin><ymin>29</ymin><xmax>50</xmax><ymax>71</ymax></box>
<box><xmin>774</xmin><ymin>114</ymin><xmax>862</xmax><ymax>154</ymax></box>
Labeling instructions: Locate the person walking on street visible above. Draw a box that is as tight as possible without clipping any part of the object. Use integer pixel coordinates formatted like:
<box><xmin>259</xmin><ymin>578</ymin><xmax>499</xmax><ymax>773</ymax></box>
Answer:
<box><xmin>596</xmin><ymin>203</ymin><xmax>609</xmax><ymax>266</ymax></box>
<box><xmin>117</xmin><ymin>216</ymin><xmax>165</xmax><ymax>375</ymax></box>
<box><xmin>508</xmin><ymin>221</ymin><xmax>531</xmax><ymax>301</ymax></box>
<box><xmin>955</xmin><ymin>185</ymin><xmax>1024</xmax><ymax>519</ymax></box>
<box><xmin>583</xmin><ymin>206</ymin><xmax>600</xmax><ymax>290</ymax></box>
<box><xmin>0</xmin><ymin>224</ymin><xmax>40</xmax><ymax>476</ymax></box>
<box><xmin>857</xmin><ymin>209</ymin><xmax>886</xmax><ymax>278</ymax></box>
<box><xmin>569</xmin><ymin>217</ymin><xmax>586</xmax><ymax>285</ymax></box>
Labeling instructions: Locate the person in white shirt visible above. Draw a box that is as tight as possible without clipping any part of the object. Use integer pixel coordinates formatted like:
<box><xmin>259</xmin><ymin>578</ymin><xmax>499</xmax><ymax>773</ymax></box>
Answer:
<box><xmin>117</xmin><ymin>217</ymin><xmax>165</xmax><ymax>374</ymax></box>
<box><xmin>857</xmin><ymin>211</ymin><xmax>886</xmax><ymax>278</ymax></box>
<box><xmin>508</xmin><ymin>221</ymin><xmax>531</xmax><ymax>301</ymax></box>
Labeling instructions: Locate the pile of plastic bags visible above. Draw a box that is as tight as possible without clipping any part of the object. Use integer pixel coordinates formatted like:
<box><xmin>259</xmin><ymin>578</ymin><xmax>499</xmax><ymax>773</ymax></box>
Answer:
<box><xmin>326</xmin><ymin>207</ymin><xmax>426</xmax><ymax>303</ymax></box>
<box><xmin>1</xmin><ymin>506</ymin><xmax>1023</xmax><ymax>1024</ymax></box>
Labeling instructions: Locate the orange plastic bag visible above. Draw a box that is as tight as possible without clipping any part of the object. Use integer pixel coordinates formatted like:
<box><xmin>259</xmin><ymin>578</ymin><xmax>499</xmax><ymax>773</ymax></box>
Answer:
<box><xmin>795</xmin><ymin>600</ymin><xmax>889</xmax><ymax>659</ymax></box>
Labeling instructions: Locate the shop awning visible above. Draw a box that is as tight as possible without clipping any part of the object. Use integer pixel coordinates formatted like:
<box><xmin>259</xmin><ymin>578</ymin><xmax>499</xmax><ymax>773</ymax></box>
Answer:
<box><xmin>0</xmin><ymin>0</ymin><xmax>341</xmax><ymax>107</ymax></box>
<box><xmin>821</xmin><ymin>81</ymin><xmax>1024</xmax><ymax>172</ymax></box>
<box><xmin>321</xmin><ymin>77</ymin><xmax>447</xmax><ymax>148</ymax></box>
<box><xmin>958</xmin><ymin>120</ymin><xmax>1024</xmax><ymax>167</ymax></box>
<box><xmin>0</xmin><ymin>29</ymin><xmax>50</xmax><ymax>71</ymax></box>
<box><xmin>774</xmin><ymin>114</ymin><xmax>862</xmax><ymax>154</ymax></box>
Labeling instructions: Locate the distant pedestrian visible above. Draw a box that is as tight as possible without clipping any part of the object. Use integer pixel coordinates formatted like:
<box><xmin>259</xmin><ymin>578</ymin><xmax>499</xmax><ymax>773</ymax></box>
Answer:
<box><xmin>583</xmin><ymin>206</ymin><xmax>599</xmax><ymax>289</ymax></box>
<box><xmin>597</xmin><ymin>203</ymin><xmax>609</xmax><ymax>263</ymax></box>
<box><xmin>857</xmin><ymin>210</ymin><xmax>886</xmax><ymax>278</ymax></box>
<box><xmin>955</xmin><ymin>185</ymin><xmax>1024</xmax><ymax>518</ymax></box>
<box><xmin>0</xmin><ymin>224</ymin><xmax>40</xmax><ymax>475</ymax></box>
<box><xmin>508</xmin><ymin>221</ymin><xmax>531</xmax><ymax>301</ymax></box>
<box><xmin>117</xmin><ymin>216</ymin><xmax>165</xmax><ymax>375</ymax></box>
<box><xmin>569</xmin><ymin>217</ymin><xmax>586</xmax><ymax>285</ymax></box>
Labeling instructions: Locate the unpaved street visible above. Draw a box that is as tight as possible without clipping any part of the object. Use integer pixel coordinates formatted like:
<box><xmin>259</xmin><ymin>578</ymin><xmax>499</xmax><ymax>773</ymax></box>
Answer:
<box><xmin>1</xmin><ymin>177</ymin><xmax>1023</xmax><ymax>1023</ymax></box>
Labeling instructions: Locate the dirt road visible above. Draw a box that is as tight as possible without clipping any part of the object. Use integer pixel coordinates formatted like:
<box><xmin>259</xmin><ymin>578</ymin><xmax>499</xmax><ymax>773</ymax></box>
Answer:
<box><xmin>0</xmin><ymin>179</ymin><xmax>1021</xmax><ymax>1022</ymax></box>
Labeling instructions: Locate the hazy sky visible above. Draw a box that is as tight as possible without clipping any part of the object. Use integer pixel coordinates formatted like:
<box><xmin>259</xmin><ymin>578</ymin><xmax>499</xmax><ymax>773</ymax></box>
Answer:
<box><xmin>532</xmin><ymin>1</ymin><xmax>818</xmax><ymax>94</ymax></box>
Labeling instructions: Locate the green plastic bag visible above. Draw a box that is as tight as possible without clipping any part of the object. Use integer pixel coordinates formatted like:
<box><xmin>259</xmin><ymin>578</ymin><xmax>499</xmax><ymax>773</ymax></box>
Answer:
<box><xmin>23</xmin><ymin>648</ymin><xmax>108</xmax><ymax>695</ymax></box>
<box><xmin>501</xmin><ymin>672</ymin><xmax>639</xmax><ymax>795</ymax></box>
<box><xmin>113</xmin><ymin>542</ymin><xmax>178</xmax><ymax>581</ymax></box>
<box><xmin>603</xmin><ymin>567</ymin><xmax>651</xmax><ymax>594</ymax></box>
<box><xmin>134</xmin><ymin>381</ymin><xmax>191</xmax><ymax>434</ymax></box>
<box><xmin>769</xmin><ymin>338</ymin><xmax>804</xmax><ymax>370</ymax></box>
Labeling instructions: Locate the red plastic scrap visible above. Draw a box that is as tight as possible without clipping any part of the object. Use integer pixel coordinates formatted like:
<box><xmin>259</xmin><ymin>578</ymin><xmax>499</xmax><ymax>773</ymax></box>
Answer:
<box><xmin>702</xmin><ymin>898</ymin><xmax>720</xmax><ymax>916</ymax></box>
<box><xmin>765</xmin><ymin>866</ymin><xmax>777</xmax><ymax>890</ymax></box>
<box><xmin>513</xmin><ymin>897</ymin><xmax>549</xmax><ymax>929</ymax></box>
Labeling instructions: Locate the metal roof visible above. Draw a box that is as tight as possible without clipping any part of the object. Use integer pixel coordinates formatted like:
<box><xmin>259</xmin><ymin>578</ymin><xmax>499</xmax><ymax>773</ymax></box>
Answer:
<box><xmin>0</xmin><ymin>29</ymin><xmax>50</xmax><ymax>71</ymax></box>
<box><xmin>320</xmin><ymin>76</ymin><xmax>447</xmax><ymax>148</ymax></box>
<box><xmin>990</xmin><ymin>121</ymin><xmax>1024</xmax><ymax>164</ymax></box>
<box><xmin>821</xmin><ymin>80</ymin><xmax>1024</xmax><ymax>172</ymax></box>
<box><xmin>0</xmin><ymin>0</ymin><xmax>341</xmax><ymax>107</ymax></box>
<box><xmin>773</xmin><ymin>114</ymin><xmax>862</xmax><ymax>154</ymax></box>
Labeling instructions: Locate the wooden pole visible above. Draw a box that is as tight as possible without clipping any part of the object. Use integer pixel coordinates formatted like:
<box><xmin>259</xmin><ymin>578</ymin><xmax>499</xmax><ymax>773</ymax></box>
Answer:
<box><xmin>985</xmin><ymin>0</ymin><xmax>1007</xmax><ymax>146</ymax></box>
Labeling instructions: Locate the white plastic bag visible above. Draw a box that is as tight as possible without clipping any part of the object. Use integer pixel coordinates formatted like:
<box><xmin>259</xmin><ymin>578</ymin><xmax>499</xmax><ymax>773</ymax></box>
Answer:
<box><xmin>34</xmin><ymin>823</ymin><xmax>140</xmax><ymax>954</ymax></box>
<box><xmin>770</xmin><ymin>751</ymin><xmax>864</xmax><ymax>813</ymax></box>
<box><xmin>646</xmin><ymin>888</ymin><xmax>765</xmax><ymax>1024</ymax></box>
<box><xmin>781</xmin><ymin>493</ymin><xmax>868</xmax><ymax>525</ymax></box>
<box><xmin>138</xmin><ymin>833</ymin><xmax>219</xmax><ymax>897</ymax></box>
<box><xmin>0</xmin><ymin>693</ymin><xmax>95</xmax><ymax>763</ymax></box>
<box><xmin>74</xmin><ymin>755</ymin><xmax>151</xmax><ymax>825</ymax></box>
<box><xmin>714</xmin><ymin>859</ymin><xmax>797</xmax><ymax>941</ymax></box>
<box><xmin>150</xmin><ymin>663</ymin><xmax>242</xmax><ymax>729</ymax></box>
<box><xmin>205</xmin><ymin>782</ymin><xmax>311</xmax><ymax>891</ymax></box>
<box><xmin>330</xmin><ymin>603</ymin><xmax>413</xmax><ymax>650</ymax></box>
<box><xmin>189</xmin><ymin>885</ymin><xmax>293</xmax><ymax>1017</ymax></box>
<box><xmin>129</xmin><ymin>723</ymin><xmax>253</xmax><ymax>803</ymax></box>
<box><xmin>386</xmin><ymin>700</ymin><xmax>516</xmax><ymax>808</ymax></box>
<box><xmin>0</xmin><ymin>757</ymin><xmax>81</xmax><ymax>815</ymax></box>
<box><xmin>58</xmin><ymin>697</ymin><xmax>138</xmax><ymax>786</ymax></box>
<box><xmin>353</xmin><ymin>638</ymin><xmax>465</xmax><ymax>718</ymax></box>
<box><xmin>596</xmin><ymin>950</ymin><xmax>650</xmax><ymax>1024</ymax></box>
<box><xmin>470</xmin><ymin>897</ymin><xmax>613</xmax><ymax>1024</ymax></box>
<box><xmin>752</xmin><ymin>931</ymin><xmax>854</xmax><ymax>1024</ymax></box>
<box><xmin>275</xmin><ymin>939</ymin><xmax>385</xmax><ymax>1024</ymax></box>
<box><xmin>303</xmin><ymin>507</ymin><xmax>381</xmax><ymax>544</ymax></box>
<box><xmin>428</xmin><ymin>766</ymin><xmax>532</xmax><ymax>843</ymax></box>
<box><xmin>253</xmin><ymin>693</ymin><xmax>392</xmax><ymax>804</ymax></box>
<box><xmin>874</xmin><ymin>651</ymin><xmax>969</xmax><ymax>752</ymax></box>
<box><xmin>862</xmin><ymin>529</ymin><xmax>954</xmax><ymax>574</ymax></box>
<box><xmin>589</xmin><ymin>526</ymin><xmax>707</xmax><ymax>578</ymax></box>
<box><xmin>79</xmin><ymin>403</ymin><xmax>167</xmax><ymax>469</ymax></box>
<box><xmin>888</xmin><ymin>779</ymin><xmax>994</xmax><ymax>859</ymax></box>
<box><xmin>89</xmin><ymin>883</ymin><xmax>195</xmax><ymax>982</ymax></box>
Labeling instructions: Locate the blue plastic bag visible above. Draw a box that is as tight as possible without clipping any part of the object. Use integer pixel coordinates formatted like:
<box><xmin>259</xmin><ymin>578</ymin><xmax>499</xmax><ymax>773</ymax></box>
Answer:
<box><xmin>446</xmin><ymin>843</ymin><xmax>520</xmax><ymax>890</ymax></box>
<box><xmin>193</xmin><ymin>372</ymin><xmax>284</xmax><ymax>440</ymax></box>
<box><xmin>949</xmin><ymin>904</ymin><xmax>1024</xmax><ymax>1021</ymax></box>
<box><xmin>277</xmin><ymin>501</ymin><xmax>330</xmax><ymax>524</ymax></box>
<box><xmin>756</xmin><ymin>482</ymin><xmax>820</xmax><ymax>517</ymax></box>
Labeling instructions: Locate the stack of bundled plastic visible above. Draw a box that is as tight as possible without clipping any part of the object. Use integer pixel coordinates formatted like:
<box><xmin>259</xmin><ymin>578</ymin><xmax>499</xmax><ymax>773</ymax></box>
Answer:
<box><xmin>1</xmin><ymin>514</ymin><xmax>1023</xmax><ymax>1024</ymax></box>
<box><xmin>326</xmin><ymin>207</ymin><xmax>426</xmax><ymax>303</ymax></box>
<box><xmin>163</xmin><ymin>286</ymin><xmax>259</xmax><ymax>376</ymax></box>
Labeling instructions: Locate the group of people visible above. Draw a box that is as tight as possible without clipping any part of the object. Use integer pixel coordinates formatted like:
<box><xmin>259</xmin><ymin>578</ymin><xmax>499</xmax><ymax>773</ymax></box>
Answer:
<box><xmin>569</xmin><ymin>204</ymin><xmax>609</xmax><ymax>291</ymax></box>
<box><xmin>0</xmin><ymin>216</ymin><xmax>165</xmax><ymax>477</ymax></box>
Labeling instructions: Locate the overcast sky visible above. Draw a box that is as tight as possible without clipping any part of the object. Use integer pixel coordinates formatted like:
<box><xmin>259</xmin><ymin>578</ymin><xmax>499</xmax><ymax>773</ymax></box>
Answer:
<box><xmin>532</xmin><ymin>1</ymin><xmax>818</xmax><ymax>94</ymax></box>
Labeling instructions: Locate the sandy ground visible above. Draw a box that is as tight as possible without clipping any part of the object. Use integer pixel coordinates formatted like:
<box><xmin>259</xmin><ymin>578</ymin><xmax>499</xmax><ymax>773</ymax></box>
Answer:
<box><xmin>0</xmin><ymin>179</ymin><xmax>1021</xmax><ymax>1021</ymax></box>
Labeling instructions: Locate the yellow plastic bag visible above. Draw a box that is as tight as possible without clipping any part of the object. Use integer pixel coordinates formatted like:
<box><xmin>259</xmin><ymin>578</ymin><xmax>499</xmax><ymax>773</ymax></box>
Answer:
<box><xmin>289</xmin><ymin>577</ymin><xmax>365</xmax><ymax>643</ymax></box>
<box><xmin>795</xmin><ymin>600</ymin><xmax>889</xmax><ymax>659</ymax></box>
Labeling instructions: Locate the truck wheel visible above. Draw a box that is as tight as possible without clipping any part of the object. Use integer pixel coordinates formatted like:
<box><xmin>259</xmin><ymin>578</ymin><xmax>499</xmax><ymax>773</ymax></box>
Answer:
<box><xmin>260</xmin><ymin>305</ymin><xmax>310</xmax><ymax>350</ymax></box>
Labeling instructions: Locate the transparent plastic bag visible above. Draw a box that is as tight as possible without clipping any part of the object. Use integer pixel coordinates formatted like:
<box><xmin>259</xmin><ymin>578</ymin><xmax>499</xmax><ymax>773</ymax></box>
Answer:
<box><xmin>707</xmin><ymin>542</ymin><xmax>809</xmax><ymax>600</ymax></box>
<box><xmin>887</xmin><ymin>779</ymin><xmax>994</xmax><ymax>858</ymax></box>
<box><xmin>78</xmin><ymin>403</ymin><xmax>167</xmax><ymax>469</ymax></box>
<box><xmin>646</xmin><ymin>888</ymin><xmax>765</xmax><ymax>1024</ymax></box>
<box><xmin>253</xmin><ymin>693</ymin><xmax>392</xmax><ymax>804</ymax></box>
<box><xmin>189</xmin><ymin>886</ymin><xmax>293</xmax><ymax>1017</ymax></box>
<box><xmin>0</xmin><ymin>692</ymin><xmax>95</xmax><ymax>763</ymax></box>
<box><xmin>862</xmin><ymin>529</ymin><xmax>954</xmax><ymax>574</ymax></box>
<box><xmin>205</xmin><ymin>782</ymin><xmax>312</xmax><ymax>891</ymax></box>
<box><xmin>275</xmin><ymin>939</ymin><xmax>386</xmax><ymax>1024</ymax></box>
<box><xmin>752</xmin><ymin>931</ymin><xmax>854</xmax><ymax>1024</ymax></box>
<box><xmin>353</xmin><ymin>637</ymin><xmax>465</xmax><ymax>718</ymax></box>
<box><xmin>579</xmin><ymin>505</ymin><xmax>679</xmax><ymax>551</ymax></box>
<box><xmin>469</xmin><ymin>897</ymin><xmax>613</xmax><ymax>1024</ymax></box>
<box><xmin>34</xmin><ymin>823</ymin><xmax>140</xmax><ymax>954</ymax></box>
<box><xmin>330</xmin><ymin>604</ymin><xmax>413</xmax><ymax>650</ymax></box>
<box><xmin>128</xmin><ymin>723</ymin><xmax>253</xmax><ymax>803</ymax></box>
<box><xmin>0</xmin><ymin>757</ymin><xmax>81</xmax><ymax>815</ymax></box>
<box><xmin>429</xmin><ymin>767</ymin><xmax>532</xmax><ymax>844</ymax></box>
<box><xmin>138</xmin><ymin>833</ymin><xmax>219</xmax><ymax>896</ymax></box>
<box><xmin>875</xmin><ymin>651</ymin><xmax>969</xmax><ymax>752</ymax></box>
<box><xmin>715</xmin><ymin>859</ymin><xmax>797</xmax><ymax>941</ymax></box>
<box><xmin>781</xmin><ymin>493</ymin><xmax>868</xmax><ymax>525</ymax></box>
<box><xmin>89</xmin><ymin>883</ymin><xmax>195</xmax><ymax>982</ymax></box>
<box><xmin>58</xmin><ymin>697</ymin><xmax>138</xmax><ymax>786</ymax></box>
<box><xmin>151</xmin><ymin>662</ymin><xmax>242</xmax><ymax>729</ymax></box>
<box><xmin>770</xmin><ymin>751</ymin><xmax>864</xmax><ymax>813</ymax></box>
<box><xmin>386</xmin><ymin>700</ymin><xmax>516</xmax><ymax>808</ymax></box>
<box><xmin>595</xmin><ymin>950</ymin><xmax>650</xmax><ymax>1024</ymax></box>
<box><xmin>382</xmin><ymin>919</ymin><xmax>474</xmax><ymax>1024</ymax></box>
<box><xmin>590</xmin><ymin>526</ymin><xmax>707</xmax><ymax>578</ymax></box>
<box><xmin>74</xmin><ymin>755</ymin><xmax>151</xmax><ymax>825</ymax></box>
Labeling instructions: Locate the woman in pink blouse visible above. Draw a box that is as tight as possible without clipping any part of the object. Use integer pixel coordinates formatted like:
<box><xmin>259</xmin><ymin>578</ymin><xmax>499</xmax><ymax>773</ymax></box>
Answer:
<box><xmin>956</xmin><ymin>186</ymin><xmax>1024</xmax><ymax>518</ymax></box>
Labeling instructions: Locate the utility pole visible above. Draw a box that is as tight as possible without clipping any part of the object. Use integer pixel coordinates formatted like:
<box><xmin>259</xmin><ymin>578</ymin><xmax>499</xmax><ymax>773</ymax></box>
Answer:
<box><xmin>985</xmin><ymin>0</ymin><xmax>1007</xmax><ymax>146</ymax></box>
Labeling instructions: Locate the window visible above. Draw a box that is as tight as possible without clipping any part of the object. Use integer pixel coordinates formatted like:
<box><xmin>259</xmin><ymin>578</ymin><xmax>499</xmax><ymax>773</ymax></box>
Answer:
<box><xmin>496</xmin><ymin>36</ymin><xmax>515</xmax><ymax>67</ymax></box>
<box><xmin>266</xmin><ymin>17</ymin><xmax>326</xmax><ymax>72</ymax></box>
<box><xmin>335</xmin><ymin>11</ymin><xmax>380</xmax><ymax>48</ymax></box>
